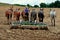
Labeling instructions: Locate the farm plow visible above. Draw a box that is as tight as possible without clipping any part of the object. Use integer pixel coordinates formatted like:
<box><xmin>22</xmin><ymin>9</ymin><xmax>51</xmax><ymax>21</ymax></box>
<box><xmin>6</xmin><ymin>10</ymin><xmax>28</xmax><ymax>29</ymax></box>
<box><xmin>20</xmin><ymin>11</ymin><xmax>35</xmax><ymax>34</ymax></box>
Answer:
<box><xmin>10</xmin><ymin>21</ymin><xmax>48</xmax><ymax>30</ymax></box>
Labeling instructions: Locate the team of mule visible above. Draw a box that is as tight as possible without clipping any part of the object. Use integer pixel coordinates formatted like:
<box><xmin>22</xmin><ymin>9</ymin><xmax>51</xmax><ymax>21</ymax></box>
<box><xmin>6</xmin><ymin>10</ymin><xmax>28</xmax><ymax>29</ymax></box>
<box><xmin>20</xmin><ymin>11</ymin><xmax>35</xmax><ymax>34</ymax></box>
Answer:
<box><xmin>5</xmin><ymin>6</ymin><xmax>56</xmax><ymax>26</ymax></box>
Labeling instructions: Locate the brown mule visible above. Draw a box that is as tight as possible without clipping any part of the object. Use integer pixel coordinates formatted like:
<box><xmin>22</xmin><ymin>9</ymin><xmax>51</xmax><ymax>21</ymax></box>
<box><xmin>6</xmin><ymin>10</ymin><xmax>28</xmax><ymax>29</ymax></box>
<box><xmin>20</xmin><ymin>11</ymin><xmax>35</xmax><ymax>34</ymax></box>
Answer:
<box><xmin>21</xmin><ymin>10</ymin><xmax>27</xmax><ymax>21</ymax></box>
<box><xmin>14</xmin><ymin>8</ymin><xmax>20</xmax><ymax>21</ymax></box>
<box><xmin>5</xmin><ymin>9</ymin><xmax>13</xmax><ymax>24</ymax></box>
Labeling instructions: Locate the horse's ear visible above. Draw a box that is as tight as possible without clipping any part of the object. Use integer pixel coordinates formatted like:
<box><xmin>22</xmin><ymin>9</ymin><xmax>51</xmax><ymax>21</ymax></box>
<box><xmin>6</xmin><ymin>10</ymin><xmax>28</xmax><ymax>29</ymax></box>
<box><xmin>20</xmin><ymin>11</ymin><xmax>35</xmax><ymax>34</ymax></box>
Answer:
<box><xmin>10</xmin><ymin>5</ymin><xmax>13</xmax><ymax>9</ymax></box>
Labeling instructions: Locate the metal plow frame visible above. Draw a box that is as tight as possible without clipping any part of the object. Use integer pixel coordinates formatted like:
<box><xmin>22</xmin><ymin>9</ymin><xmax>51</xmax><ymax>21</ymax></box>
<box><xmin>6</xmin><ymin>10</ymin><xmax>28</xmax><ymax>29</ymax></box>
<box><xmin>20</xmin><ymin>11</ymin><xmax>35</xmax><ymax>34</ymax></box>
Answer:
<box><xmin>10</xmin><ymin>21</ymin><xmax>48</xmax><ymax>30</ymax></box>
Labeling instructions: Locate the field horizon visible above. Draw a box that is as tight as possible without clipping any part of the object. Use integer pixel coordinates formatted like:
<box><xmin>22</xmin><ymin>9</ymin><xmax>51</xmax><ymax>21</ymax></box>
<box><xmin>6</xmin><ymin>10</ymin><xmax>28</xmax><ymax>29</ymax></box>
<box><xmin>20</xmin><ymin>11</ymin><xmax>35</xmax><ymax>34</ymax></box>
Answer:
<box><xmin>0</xmin><ymin>5</ymin><xmax>60</xmax><ymax>40</ymax></box>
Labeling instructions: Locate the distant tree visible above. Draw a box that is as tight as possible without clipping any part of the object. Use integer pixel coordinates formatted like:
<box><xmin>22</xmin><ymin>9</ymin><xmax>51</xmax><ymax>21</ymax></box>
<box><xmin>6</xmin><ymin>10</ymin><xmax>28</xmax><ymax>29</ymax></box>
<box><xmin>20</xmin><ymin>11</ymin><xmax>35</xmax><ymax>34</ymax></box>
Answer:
<box><xmin>14</xmin><ymin>4</ymin><xmax>26</xmax><ymax>7</ymax></box>
<box><xmin>40</xmin><ymin>3</ymin><xmax>47</xmax><ymax>8</ymax></box>
<box><xmin>27</xmin><ymin>4</ymin><xmax>33</xmax><ymax>7</ymax></box>
<box><xmin>27</xmin><ymin>4</ymin><xmax>30</xmax><ymax>7</ymax></box>
<box><xmin>54</xmin><ymin>0</ymin><xmax>60</xmax><ymax>8</ymax></box>
<box><xmin>14</xmin><ymin>4</ymin><xmax>20</xmax><ymax>6</ymax></box>
<box><xmin>48</xmin><ymin>2</ymin><xmax>55</xmax><ymax>8</ymax></box>
<box><xmin>12</xmin><ymin>0</ymin><xmax>60</xmax><ymax>8</ymax></box>
<box><xmin>40</xmin><ymin>0</ymin><xmax>60</xmax><ymax>8</ymax></box>
<box><xmin>34</xmin><ymin>5</ymin><xmax>39</xmax><ymax>8</ymax></box>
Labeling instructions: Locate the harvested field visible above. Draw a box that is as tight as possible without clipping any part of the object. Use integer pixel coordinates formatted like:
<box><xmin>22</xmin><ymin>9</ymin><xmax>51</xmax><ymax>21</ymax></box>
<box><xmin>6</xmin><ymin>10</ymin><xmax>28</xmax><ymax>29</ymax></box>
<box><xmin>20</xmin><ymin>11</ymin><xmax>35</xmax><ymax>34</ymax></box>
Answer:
<box><xmin>0</xmin><ymin>6</ymin><xmax>60</xmax><ymax>40</ymax></box>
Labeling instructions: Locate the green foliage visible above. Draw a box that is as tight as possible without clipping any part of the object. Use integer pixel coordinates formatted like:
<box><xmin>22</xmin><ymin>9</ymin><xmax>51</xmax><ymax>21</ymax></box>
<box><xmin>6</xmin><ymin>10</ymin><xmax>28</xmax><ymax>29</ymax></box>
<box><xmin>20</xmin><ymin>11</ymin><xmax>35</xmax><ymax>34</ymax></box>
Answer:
<box><xmin>40</xmin><ymin>0</ymin><xmax>60</xmax><ymax>8</ymax></box>
<box><xmin>0</xmin><ymin>0</ymin><xmax>60</xmax><ymax>8</ymax></box>
<box><xmin>48</xmin><ymin>3</ymin><xmax>55</xmax><ymax>8</ymax></box>
<box><xmin>34</xmin><ymin>5</ymin><xmax>39</xmax><ymax>8</ymax></box>
<box><xmin>27</xmin><ymin>4</ymin><xmax>33</xmax><ymax>7</ymax></box>
<box><xmin>40</xmin><ymin>3</ymin><xmax>47</xmax><ymax>8</ymax></box>
<box><xmin>14</xmin><ymin>4</ymin><xmax>20</xmax><ymax>6</ymax></box>
<box><xmin>12</xmin><ymin>21</ymin><xmax>47</xmax><ymax>26</ymax></box>
<box><xmin>54</xmin><ymin>0</ymin><xmax>60</xmax><ymax>7</ymax></box>
<box><xmin>14</xmin><ymin>4</ymin><xmax>26</xmax><ymax>7</ymax></box>
<box><xmin>0</xmin><ymin>3</ymin><xmax>10</xmax><ymax>6</ymax></box>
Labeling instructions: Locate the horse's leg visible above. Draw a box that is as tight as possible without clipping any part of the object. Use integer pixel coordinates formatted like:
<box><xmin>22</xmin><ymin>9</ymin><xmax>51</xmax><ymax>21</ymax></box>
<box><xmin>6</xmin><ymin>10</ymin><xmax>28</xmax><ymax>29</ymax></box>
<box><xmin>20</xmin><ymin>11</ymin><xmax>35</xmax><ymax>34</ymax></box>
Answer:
<box><xmin>42</xmin><ymin>18</ymin><xmax>43</xmax><ymax>23</ymax></box>
<box><xmin>33</xmin><ymin>17</ymin><xmax>35</xmax><ymax>21</ymax></box>
<box><xmin>7</xmin><ymin>15</ymin><xmax>10</xmax><ymax>24</ymax></box>
<box><xmin>17</xmin><ymin>16</ymin><xmax>20</xmax><ymax>21</ymax></box>
<box><xmin>33</xmin><ymin>16</ymin><xmax>36</xmax><ymax>21</ymax></box>
<box><xmin>23</xmin><ymin>16</ymin><xmax>24</xmax><ymax>21</ymax></box>
<box><xmin>8</xmin><ymin>17</ymin><xmax>11</xmax><ymax>24</ymax></box>
<box><xmin>7</xmin><ymin>17</ymin><xmax>9</xmax><ymax>24</ymax></box>
<box><xmin>27</xmin><ymin>13</ymin><xmax>29</xmax><ymax>21</ymax></box>
<box><xmin>23</xmin><ymin>15</ymin><xmax>26</xmax><ymax>21</ymax></box>
<box><xmin>39</xmin><ymin>18</ymin><xmax>42</xmax><ymax>22</ymax></box>
<box><xmin>30</xmin><ymin>16</ymin><xmax>33</xmax><ymax>22</ymax></box>
<box><xmin>10</xmin><ymin>14</ymin><xmax>12</xmax><ymax>24</ymax></box>
<box><xmin>16</xmin><ymin>16</ymin><xmax>18</xmax><ymax>21</ymax></box>
<box><xmin>51</xmin><ymin>18</ymin><xmax>53</xmax><ymax>26</ymax></box>
<box><xmin>27</xmin><ymin>16</ymin><xmax>28</xmax><ymax>21</ymax></box>
<box><xmin>39</xmin><ymin>17</ymin><xmax>40</xmax><ymax>22</ymax></box>
<box><xmin>26</xmin><ymin>16</ymin><xmax>28</xmax><ymax>21</ymax></box>
<box><xmin>54</xmin><ymin>17</ymin><xmax>55</xmax><ymax>26</ymax></box>
<box><xmin>39</xmin><ymin>17</ymin><xmax>41</xmax><ymax>22</ymax></box>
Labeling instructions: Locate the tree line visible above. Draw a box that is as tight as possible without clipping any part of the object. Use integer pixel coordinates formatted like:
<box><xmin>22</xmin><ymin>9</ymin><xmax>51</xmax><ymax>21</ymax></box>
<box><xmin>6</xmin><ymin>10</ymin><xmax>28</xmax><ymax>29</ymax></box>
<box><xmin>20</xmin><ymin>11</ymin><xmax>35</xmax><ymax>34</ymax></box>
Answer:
<box><xmin>14</xmin><ymin>0</ymin><xmax>60</xmax><ymax>8</ymax></box>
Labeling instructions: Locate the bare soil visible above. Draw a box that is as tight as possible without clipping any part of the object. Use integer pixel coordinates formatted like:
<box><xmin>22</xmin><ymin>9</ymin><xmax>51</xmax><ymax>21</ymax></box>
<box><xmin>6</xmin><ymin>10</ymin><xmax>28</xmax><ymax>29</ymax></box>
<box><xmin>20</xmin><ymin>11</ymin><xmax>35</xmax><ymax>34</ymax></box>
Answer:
<box><xmin>0</xmin><ymin>6</ymin><xmax>60</xmax><ymax>40</ymax></box>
